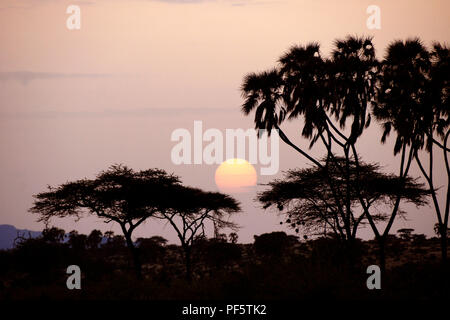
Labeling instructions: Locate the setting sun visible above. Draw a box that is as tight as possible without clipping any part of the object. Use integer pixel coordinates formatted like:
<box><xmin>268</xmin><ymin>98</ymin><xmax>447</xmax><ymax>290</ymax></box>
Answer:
<box><xmin>215</xmin><ymin>159</ymin><xmax>257</xmax><ymax>194</ymax></box>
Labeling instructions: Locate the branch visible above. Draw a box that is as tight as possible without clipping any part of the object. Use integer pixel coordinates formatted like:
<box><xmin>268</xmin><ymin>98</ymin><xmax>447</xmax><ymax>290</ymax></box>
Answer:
<box><xmin>325</xmin><ymin>114</ymin><xmax>348</xmax><ymax>144</ymax></box>
<box><xmin>442</xmin><ymin>130</ymin><xmax>449</xmax><ymax>226</ymax></box>
<box><xmin>274</xmin><ymin>123</ymin><xmax>322</xmax><ymax>168</ymax></box>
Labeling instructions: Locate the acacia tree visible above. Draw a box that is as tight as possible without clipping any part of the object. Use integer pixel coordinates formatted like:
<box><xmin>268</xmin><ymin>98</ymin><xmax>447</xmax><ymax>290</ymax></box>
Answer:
<box><xmin>158</xmin><ymin>185</ymin><xmax>240</xmax><ymax>281</ymax></box>
<box><xmin>30</xmin><ymin>164</ymin><xmax>181</xmax><ymax>278</ymax></box>
<box><xmin>259</xmin><ymin>157</ymin><xmax>429</xmax><ymax>241</ymax></box>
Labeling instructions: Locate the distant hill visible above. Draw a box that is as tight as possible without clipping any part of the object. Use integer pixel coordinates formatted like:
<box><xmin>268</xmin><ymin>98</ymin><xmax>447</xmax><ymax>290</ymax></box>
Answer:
<box><xmin>0</xmin><ymin>225</ymin><xmax>41</xmax><ymax>250</ymax></box>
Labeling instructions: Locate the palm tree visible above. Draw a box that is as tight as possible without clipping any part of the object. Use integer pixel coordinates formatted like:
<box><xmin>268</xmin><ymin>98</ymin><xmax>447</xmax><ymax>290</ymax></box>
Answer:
<box><xmin>241</xmin><ymin>37</ymin><xmax>379</xmax><ymax>245</ymax></box>
<box><xmin>413</xmin><ymin>42</ymin><xmax>450</xmax><ymax>265</ymax></box>
<box><xmin>241</xmin><ymin>67</ymin><xmax>322</xmax><ymax>166</ymax></box>
<box><xmin>372</xmin><ymin>38</ymin><xmax>431</xmax><ymax>270</ymax></box>
<box><xmin>374</xmin><ymin>39</ymin><xmax>450</xmax><ymax>268</ymax></box>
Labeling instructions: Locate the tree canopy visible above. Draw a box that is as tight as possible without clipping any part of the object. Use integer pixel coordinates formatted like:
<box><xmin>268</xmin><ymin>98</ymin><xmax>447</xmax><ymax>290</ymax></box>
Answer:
<box><xmin>159</xmin><ymin>185</ymin><xmax>241</xmax><ymax>280</ymax></box>
<box><xmin>258</xmin><ymin>157</ymin><xmax>429</xmax><ymax>240</ymax></box>
<box><xmin>30</xmin><ymin>164</ymin><xmax>181</xmax><ymax>226</ymax></box>
<box><xmin>30</xmin><ymin>164</ymin><xmax>241</xmax><ymax>279</ymax></box>
<box><xmin>30</xmin><ymin>164</ymin><xmax>182</xmax><ymax>277</ymax></box>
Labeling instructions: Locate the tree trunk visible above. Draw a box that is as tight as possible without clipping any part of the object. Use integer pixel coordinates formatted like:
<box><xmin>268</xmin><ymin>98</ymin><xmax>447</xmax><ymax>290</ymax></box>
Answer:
<box><xmin>184</xmin><ymin>246</ymin><xmax>192</xmax><ymax>282</ymax></box>
<box><xmin>125</xmin><ymin>234</ymin><xmax>142</xmax><ymax>279</ymax></box>
<box><xmin>378</xmin><ymin>237</ymin><xmax>386</xmax><ymax>276</ymax></box>
<box><xmin>440</xmin><ymin>229</ymin><xmax>448</xmax><ymax>266</ymax></box>
<box><xmin>438</xmin><ymin>228</ymin><xmax>448</xmax><ymax>296</ymax></box>
<box><xmin>344</xmin><ymin>236</ymin><xmax>357</xmax><ymax>270</ymax></box>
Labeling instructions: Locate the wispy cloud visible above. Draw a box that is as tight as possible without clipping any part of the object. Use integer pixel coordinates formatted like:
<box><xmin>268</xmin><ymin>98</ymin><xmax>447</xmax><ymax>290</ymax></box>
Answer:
<box><xmin>0</xmin><ymin>71</ymin><xmax>114</xmax><ymax>85</ymax></box>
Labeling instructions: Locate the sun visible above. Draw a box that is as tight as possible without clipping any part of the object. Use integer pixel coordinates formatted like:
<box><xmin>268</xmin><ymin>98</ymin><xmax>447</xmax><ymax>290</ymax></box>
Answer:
<box><xmin>215</xmin><ymin>158</ymin><xmax>257</xmax><ymax>194</ymax></box>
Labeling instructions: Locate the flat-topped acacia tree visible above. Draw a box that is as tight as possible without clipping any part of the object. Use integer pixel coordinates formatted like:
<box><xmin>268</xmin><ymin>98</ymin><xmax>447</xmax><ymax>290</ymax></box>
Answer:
<box><xmin>30</xmin><ymin>164</ymin><xmax>181</xmax><ymax>278</ymax></box>
<box><xmin>158</xmin><ymin>185</ymin><xmax>241</xmax><ymax>281</ymax></box>
<box><xmin>258</xmin><ymin>157</ymin><xmax>429</xmax><ymax>241</ymax></box>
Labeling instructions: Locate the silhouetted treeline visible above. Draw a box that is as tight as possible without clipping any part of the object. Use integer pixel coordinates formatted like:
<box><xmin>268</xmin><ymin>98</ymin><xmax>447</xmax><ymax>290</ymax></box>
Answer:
<box><xmin>0</xmin><ymin>228</ymin><xmax>448</xmax><ymax>300</ymax></box>
<box><xmin>11</xmin><ymin>35</ymin><xmax>449</xmax><ymax>300</ymax></box>
<box><xmin>241</xmin><ymin>36</ymin><xmax>449</xmax><ymax>272</ymax></box>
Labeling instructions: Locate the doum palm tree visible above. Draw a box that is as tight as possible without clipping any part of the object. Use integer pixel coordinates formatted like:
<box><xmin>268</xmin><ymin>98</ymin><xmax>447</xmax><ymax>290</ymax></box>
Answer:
<box><xmin>241</xmin><ymin>36</ymin><xmax>379</xmax><ymax>246</ymax></box>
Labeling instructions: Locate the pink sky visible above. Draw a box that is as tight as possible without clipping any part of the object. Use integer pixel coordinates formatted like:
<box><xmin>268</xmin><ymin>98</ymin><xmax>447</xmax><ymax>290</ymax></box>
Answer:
<box><xmin>0</xmin><ymin>0</ymin><xmax>449</xmax><ymax>243</ymax></box>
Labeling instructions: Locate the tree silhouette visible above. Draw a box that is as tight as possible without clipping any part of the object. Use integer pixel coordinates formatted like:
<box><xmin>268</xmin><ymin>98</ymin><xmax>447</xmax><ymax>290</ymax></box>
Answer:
<box><xmin>228</xmin><ymin>232</ymin><xmax>239</xmax><ymax>244</ymax></box>
<box><xmin>241</xmin><ymin>36</ymin><xmax>379</xmax><ymax>248</ymax></box>
<box><xmin>242</xmin><ymin>36</ymin><xmax>378</xmax><ymax>164</ymax></box>
<box><xmin>259</xmin><ymin>157</ymin><xmax>429</xmax><ymax>241</ymax></box>
<box><xmin>13</xmin><ymin>226</ymin><xmax>68</xmax><ymax>280</ymax></box>
<box><xmin>434</xmin><ymin>223</ymin><xmax>450</xmax><ymax>238</ymax></box>
<box><xmin>374</xmin><ymin>39</ymin><xmax>449</xmax><ymax>268</ymax></box>
<box><xmin>159</xmin><ymin>185</ymin><xmax>240</xmax><ymax>281</ymax></box>
<box><xmin>41</xmin><ymin>226</ymin><xmax>66</xmax><ymax>244</ymax></box>
<box><xmin>241</xmin><ymin>36</ymin><xmax>448</xmax><ymax>273</ymax></box>
<box><xmin>86</xmin><ymin>229</ymin><xmax>103</xmax><ymax>250</ymax></box>
<box><xmin>413</xmin><ymin>43</ymin><xmax>449</xmax><ymax>265</ymax></box>
<box><xmin>67</xmin><ymin>230</ymin><xmax>87</xmax><ymax>251</ymax></box>
<box><xmin>30</xmin><ymin>164</ymin><xmax>181</xmax><ymax>278</ymax></box>
<box><xmin>397</xmin><ymin>228</ymin><xmax>415</xmax><ymax>241</ymax></box>
<box><xmin>102</xmin><ymin>233</ymin><xmax>126</xmax><ymax>251</ymax></box>
<box><xmin>136</xmin><ymin>236</ymin><xmax>168</xmax><ymax>264</ymax></box>
<box><xmin>253</xmin><ymin>232</ymin><xmax>295</xmax><ymax>259</ymax></box>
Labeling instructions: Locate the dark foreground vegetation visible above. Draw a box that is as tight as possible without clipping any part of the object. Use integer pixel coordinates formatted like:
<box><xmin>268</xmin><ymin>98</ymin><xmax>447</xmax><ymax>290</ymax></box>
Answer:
<box><xmin>0</xmin><ymin>229</ymin><xmax>448</xmax><ymax>300</ymax></box>
<box><xmin>2</xmin><ymin>34</ymin><xmax>447</xmax><ymax>302</ymax></box>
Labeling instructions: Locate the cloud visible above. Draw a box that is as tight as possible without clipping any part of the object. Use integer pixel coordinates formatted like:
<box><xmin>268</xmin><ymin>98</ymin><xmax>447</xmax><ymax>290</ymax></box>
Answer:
<box><xmin>0</xmin><ymin>71</ymin><xmax>114</xmax><ymax>85</ymax></box>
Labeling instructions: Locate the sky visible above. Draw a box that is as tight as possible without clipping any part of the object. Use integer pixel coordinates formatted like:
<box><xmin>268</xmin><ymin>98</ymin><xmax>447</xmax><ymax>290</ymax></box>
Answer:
<box><xmin>0</xmin><ymin>0</ymin><xmax>449</xmax><ymax>243</ymax></box>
